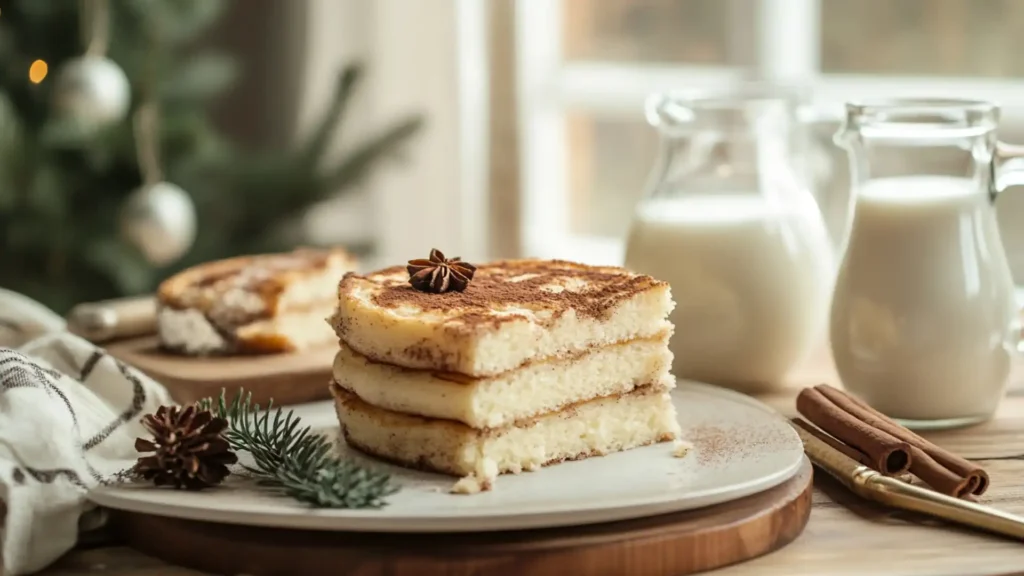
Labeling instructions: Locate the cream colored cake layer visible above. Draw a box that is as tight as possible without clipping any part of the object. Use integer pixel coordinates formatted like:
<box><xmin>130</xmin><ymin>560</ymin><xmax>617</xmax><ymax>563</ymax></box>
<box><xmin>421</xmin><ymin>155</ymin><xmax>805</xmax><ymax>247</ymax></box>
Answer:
<box><xmin>234</xmin><ymin>305</ymin><xmax>339</xmax><ymax>351</ymax></box>
<box><xmin>332</xmin><ymin>385</ymin><xmax>681</xmax><ymax>478</ymax></box>
<box><xmin>333</xmin><ymin>334</ymin><xmax>674</xmax><ymax>428</ymax></box>
<box><xmin>332</xmin><ymin>262</ymin><xmax>674</xmax><ymax>377</ymax></box>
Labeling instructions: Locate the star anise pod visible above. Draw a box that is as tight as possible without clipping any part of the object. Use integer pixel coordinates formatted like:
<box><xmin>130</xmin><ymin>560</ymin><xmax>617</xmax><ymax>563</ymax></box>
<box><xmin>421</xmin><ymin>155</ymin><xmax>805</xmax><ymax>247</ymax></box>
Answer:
<box><xmin>132</xmin><ymin>404</ymin><xmax>238</xmax><ymax>491</ymax></box>
<box><xmin>407</xmin><ymin>248</ymin><xmax>476</xmax><ymax>293</ymax></box>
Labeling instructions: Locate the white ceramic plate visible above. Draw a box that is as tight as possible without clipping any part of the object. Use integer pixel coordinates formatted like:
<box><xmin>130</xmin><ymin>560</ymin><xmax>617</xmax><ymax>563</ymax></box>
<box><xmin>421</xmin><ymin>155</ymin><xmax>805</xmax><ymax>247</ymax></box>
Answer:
<box><xmin>88</xmin><ymin>382</ymin><xmax>803</xmax><ymax>533</ymax></box>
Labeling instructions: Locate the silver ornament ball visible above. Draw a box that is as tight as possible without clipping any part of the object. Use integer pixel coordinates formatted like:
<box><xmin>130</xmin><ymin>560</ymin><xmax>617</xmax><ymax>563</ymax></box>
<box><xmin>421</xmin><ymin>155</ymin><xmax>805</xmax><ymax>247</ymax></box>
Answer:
<box><xmin>120</xmin><ymin>182</ymin><xmax>197</xmax><ymax>266</ymax></box>
<box><xmin>52</xmin><ymin>55</ymin><xmax>131</xmax><ymax>129</ymax></box>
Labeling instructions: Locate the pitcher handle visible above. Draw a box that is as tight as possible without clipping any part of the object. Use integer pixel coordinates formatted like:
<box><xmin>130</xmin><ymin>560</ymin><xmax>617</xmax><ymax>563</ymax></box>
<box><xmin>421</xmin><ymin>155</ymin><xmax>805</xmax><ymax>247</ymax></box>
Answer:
<box><xmin>994</xmin><ymin>142</ymin><xmax>1024</xmax><ymax>194</ymax></box>
<box><xmin>993</xmin><ymin>142</ymin><xmax>1024</xmax><ymax>358</ymax></box>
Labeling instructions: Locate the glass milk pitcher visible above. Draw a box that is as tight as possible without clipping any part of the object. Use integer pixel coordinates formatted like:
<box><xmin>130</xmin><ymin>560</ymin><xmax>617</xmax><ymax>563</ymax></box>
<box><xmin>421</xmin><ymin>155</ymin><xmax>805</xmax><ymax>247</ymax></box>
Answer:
<box><xmin>831</xmin><ymin>98</ymin><xmax>1023</xmax><ymax>429</ymax></box>
<box><xmin>624</xmin><ymin>89</ymin><xmax>835</xmax><ymax>393</ymax></box>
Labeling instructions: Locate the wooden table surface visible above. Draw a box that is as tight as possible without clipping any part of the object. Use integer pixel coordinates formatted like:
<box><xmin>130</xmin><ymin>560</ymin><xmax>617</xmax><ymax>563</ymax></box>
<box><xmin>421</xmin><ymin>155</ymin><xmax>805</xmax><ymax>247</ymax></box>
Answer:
<box><xmin>41</xmin><ymin>349</ymin><xmax>1024</xmax><ymax>576</ymax></box>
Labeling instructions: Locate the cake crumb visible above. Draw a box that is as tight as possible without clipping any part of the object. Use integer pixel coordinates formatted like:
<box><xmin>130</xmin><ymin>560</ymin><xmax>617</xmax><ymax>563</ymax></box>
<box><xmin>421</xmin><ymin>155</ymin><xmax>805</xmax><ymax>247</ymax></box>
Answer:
<box><xmin>450</xmin><ymin>458</ymin><xmax>498</xmax><ymax>495</ymax></box>
<box><xmin>672</xmin><ymin>439</ymin><xmax>694</xmax><ymax>458</ymax></box>
<box><xmin>450</xmin><ymin>474</ymin><xmax>491</xmax><ymax>495</ymax></box>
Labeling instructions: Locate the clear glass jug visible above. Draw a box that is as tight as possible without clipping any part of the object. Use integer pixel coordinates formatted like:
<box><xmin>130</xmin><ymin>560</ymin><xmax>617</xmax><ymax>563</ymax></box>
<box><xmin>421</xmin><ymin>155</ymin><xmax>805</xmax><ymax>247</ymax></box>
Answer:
<box><xmin>624</xmin><ymin>87</ymin><xmax>835</xmax><ymax>393</ymax></box>
<box><xmin>831</xmin><ymin>98</ymin><xmax>1023</xmax><ymax>429</ymax></box>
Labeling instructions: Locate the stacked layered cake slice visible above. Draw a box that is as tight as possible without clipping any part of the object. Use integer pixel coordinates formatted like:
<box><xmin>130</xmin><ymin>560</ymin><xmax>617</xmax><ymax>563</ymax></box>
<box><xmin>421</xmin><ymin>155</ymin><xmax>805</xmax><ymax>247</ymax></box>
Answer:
<box><xmin>329</xmin><ymin>255</ymin><xmax>681</xmax><ymax>492</ymax></box>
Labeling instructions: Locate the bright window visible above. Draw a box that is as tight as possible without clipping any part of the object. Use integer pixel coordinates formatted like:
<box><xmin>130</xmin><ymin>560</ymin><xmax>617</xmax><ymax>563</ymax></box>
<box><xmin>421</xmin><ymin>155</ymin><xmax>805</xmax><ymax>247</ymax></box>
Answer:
<box><xmin>515</xmin><ymin>0</ymin><xmax>1024</xmax><ymax>271</ymax></box>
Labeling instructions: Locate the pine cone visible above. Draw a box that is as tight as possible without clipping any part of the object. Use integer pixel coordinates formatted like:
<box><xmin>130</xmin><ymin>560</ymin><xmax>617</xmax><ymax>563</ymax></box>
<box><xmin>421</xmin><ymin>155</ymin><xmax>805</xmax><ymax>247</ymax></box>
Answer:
<box><xmin>133</xmin><ymin>404</ymin><xmax>238</xmax><ymax>491</ymax></box>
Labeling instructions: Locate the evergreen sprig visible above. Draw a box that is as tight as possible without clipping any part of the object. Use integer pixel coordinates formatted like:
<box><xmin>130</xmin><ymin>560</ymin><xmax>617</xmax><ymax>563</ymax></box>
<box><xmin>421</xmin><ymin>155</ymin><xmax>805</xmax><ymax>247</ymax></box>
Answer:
<box><xmin>197</xmin><ymin>388</ymin><xmax>399</xmax><ymax>509</ymax></box>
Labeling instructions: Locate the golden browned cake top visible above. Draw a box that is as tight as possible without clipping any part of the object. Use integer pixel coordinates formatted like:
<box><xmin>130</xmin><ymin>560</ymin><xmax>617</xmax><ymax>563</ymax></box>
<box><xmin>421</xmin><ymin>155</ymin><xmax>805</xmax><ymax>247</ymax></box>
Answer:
<box><xmin>158</xmin><ymin>247</ymin><xmax>356</xmax><ymax>317</ymax></box>
<box><xmin>339</xmin><ymin>259</ymin><xmax>667</xmax><ymax>327</ymax></box>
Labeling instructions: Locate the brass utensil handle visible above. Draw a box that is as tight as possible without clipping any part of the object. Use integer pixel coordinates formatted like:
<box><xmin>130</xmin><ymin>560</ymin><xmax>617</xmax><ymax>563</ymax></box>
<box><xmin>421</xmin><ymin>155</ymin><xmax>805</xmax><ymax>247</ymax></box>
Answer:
<box><xmin>793</xmin><ymin>423</ymin><xmax>1024</xmax><ymax>541</ymax></box>
<box><xmin>66</xmin><ymin>295</ymin><xmax>157</xmax><ymax>343</ymax></box>
<box><xmin>867</xmin><ymin>476</ymin><xmax>1024</xmax><ymax>540</ymax></box>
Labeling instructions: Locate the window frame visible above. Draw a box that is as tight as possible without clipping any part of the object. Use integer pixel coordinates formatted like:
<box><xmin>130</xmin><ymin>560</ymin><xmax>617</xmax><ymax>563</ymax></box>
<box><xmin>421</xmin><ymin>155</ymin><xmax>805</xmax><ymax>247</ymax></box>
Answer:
<box><xmin>298</xmin><ymin>0</ymin><xmax>491</xmax><ymax>268</ymax></box>
<box><xmin>515</xmin><ymin>0</ymin><xmax>1024</xmax><ymax>265</ymax></box>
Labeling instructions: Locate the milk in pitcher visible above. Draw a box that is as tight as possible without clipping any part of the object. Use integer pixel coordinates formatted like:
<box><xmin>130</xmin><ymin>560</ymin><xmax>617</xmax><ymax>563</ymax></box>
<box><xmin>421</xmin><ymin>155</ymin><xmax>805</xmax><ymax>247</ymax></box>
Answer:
<box><xmin>830</xmin><ymin>175</ymin><xmax>1018</xmax><ymax>424</ymax></box>
<box><xmin>625</xmin><ymin>192</ymin><xmax>835</xmax><ymax>391</ymax></box>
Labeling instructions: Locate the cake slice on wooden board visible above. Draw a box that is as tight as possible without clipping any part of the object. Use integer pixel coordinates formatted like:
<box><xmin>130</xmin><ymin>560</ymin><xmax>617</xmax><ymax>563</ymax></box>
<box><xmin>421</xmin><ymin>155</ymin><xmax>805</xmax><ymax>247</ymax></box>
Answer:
<box><xmin>157</xmin><ymin>247</ymin><xmax>357</xmax><ymax>355</ymax></box>
<box><xmin>328</xmin><ymin>252</ymin><xmax>682</xmax><ymax>493</ymax></box>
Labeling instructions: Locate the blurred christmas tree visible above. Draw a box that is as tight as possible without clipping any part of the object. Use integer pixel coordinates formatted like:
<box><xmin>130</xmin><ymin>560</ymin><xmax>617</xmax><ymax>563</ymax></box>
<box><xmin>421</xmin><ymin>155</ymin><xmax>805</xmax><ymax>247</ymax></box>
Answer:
<box><xmin>0</xmin><ymin>0</ymin><xmax>423</xmax><ymax>313</ymax></box>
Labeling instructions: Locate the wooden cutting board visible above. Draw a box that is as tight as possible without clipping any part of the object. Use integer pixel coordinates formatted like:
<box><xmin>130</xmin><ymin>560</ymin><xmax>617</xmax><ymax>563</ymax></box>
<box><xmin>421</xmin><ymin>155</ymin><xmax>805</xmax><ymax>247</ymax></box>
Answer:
<box><xmin>105</xmin><ymin>336</ymin><xmax>335</xmax><ymax>407</ymax></box>
<box><xmin>107</xmin><ymin>459</ymin><xmax>812</xmax><ymax>576</ymax></box>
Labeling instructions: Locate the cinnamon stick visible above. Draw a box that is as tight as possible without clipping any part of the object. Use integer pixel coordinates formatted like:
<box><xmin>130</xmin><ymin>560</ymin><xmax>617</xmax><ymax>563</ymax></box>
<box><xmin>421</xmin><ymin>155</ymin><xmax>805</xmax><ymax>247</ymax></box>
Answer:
<box><xmin>791</xmin><ymin>418</ymin><xmax>876</xmax><ymax>468</ymax></box>
<box><xmin>796</xmin><ymin>387</ymin><xmax>911</xmax><ymax>475</ymax></box>
<box><xmin>905</xmin><ymin>443</ymin><xmax>974</xmax><ymax>498</ymax></box>
<box><xmin>815</xmin><ymin>384</ymin><xmax>989</xmax><ymax>496</ymax></box>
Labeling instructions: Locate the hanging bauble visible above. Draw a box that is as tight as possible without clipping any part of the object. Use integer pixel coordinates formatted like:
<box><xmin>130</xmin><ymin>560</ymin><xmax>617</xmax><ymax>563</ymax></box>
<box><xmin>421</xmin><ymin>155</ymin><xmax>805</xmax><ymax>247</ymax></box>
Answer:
<box><xmin>119</xmin><ymin>182</ymin><xmax>197</xmax><ymax>266</ymax></box>
<box><xmin>52</xmin><ymin>55</ymin><xmax>130</xmax><ymax>131</ymax></box>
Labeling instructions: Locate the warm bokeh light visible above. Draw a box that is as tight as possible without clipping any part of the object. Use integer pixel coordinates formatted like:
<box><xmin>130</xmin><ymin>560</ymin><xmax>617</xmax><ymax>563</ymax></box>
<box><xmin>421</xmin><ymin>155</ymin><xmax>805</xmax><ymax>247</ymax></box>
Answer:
<box><xmin>28</xmin><ymin>59</ymin><xmax>47</xmax><ymax>84</ymax></box>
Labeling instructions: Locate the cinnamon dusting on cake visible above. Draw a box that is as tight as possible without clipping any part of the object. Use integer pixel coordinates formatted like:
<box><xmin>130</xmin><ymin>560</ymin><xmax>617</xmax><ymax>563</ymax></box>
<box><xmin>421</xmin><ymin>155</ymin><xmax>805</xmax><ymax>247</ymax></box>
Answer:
<box><xmin>161</xmin><ymin>249</ymin><xmax>342</xmax><ymax>308</ymax></box>
<box><xmin>353</xmin><ymin>259</ymin><xmax>666</xmax><ymax>328</ymax></box>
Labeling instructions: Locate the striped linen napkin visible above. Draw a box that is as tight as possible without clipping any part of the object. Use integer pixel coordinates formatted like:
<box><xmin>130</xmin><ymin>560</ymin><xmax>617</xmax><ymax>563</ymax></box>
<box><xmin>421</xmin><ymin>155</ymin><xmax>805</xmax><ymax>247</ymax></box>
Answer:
<box><xmin>0</xmin><ymin>288</ymin><xmax>172</xmax><ymax>574</ymax></box>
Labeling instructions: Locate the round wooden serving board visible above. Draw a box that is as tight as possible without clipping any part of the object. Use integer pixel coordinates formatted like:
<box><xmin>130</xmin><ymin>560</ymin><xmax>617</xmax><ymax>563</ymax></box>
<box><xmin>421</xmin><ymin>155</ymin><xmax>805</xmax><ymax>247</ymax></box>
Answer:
<box><xmin>104</xmin><ymin>336</ymin><xmax>335</xmax><ymax>407</ymax></box>
<box><xmin>109</xmin><ymin>459</ymin><xmax>812</xmax><ymax>576</ymax></box>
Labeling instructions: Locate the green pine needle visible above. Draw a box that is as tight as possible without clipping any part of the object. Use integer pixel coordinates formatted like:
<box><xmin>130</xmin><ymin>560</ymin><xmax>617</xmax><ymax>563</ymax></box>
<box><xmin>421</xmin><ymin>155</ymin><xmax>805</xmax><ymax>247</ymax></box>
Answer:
<box><xmin>197</xmin><ymin>389</ymin><xmax>400</xmax><ymax>509</ymax></box>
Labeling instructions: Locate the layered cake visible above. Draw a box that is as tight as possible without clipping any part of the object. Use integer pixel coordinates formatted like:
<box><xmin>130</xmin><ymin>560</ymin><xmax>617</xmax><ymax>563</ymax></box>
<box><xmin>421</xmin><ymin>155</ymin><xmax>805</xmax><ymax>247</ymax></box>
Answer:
<box><xmin>158</xmin><ymin>247</ymin><xmax>357</xmax><ymax>355</ymax></box>
<box><xmin>329</xmin><ymin>249</ymin><xmax>681</xmax><ymax>492</ymax></box>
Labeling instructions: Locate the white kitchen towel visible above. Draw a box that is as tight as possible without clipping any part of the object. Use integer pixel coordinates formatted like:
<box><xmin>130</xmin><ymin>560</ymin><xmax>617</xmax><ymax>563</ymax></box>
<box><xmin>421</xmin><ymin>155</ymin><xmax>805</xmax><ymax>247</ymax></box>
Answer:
<box><xmin>0</xmin><ymin>288</ymin><xmax>173</xmax><ymax>575</ymax></box>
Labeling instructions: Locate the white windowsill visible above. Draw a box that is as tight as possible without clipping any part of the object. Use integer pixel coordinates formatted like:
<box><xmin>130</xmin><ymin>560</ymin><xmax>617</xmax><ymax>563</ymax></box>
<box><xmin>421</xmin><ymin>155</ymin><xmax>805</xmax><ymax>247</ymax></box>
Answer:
<box><xmin>555</xmin><ymin>62</ymin><xmax>1024</xmax><ymax>123</ymax></box>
